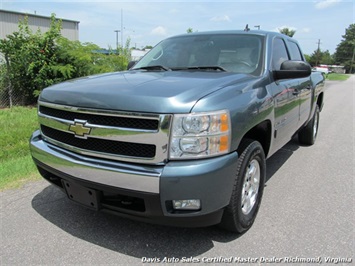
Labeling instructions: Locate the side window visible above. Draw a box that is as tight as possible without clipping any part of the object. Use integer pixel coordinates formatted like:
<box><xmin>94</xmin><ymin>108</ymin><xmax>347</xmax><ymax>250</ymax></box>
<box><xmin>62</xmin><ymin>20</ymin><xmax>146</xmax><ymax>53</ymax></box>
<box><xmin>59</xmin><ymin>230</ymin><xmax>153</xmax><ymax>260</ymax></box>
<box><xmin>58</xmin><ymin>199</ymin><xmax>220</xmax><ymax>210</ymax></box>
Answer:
<box><xmin>288</xmin><ymin>41</ymin><xmax>303</xmax><ymax>60</ymax></box>
<box><xmin>272</xmin><ymin>38</ymin><xmax>289</xmax><ymax>70</ymax></box>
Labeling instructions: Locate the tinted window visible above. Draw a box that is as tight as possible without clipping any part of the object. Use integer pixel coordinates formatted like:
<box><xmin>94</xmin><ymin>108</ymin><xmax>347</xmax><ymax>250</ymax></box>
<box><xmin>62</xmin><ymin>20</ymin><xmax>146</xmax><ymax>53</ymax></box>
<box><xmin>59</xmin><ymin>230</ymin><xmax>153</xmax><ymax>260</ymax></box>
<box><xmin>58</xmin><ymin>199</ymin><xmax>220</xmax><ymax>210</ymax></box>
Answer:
<box><xmin>288</xmin><ymin>41</ymin><xmax>303</xmax><ymax>60</ymax></box>
<box><xmin>134</xmin><ymin>34</ymin><xmax>264</xmax><ymax>75</ymax></box>
<box><xmin>272</xmin><ymin>38</ymin><xmax>289</xmax><ymax>70</ymax></box>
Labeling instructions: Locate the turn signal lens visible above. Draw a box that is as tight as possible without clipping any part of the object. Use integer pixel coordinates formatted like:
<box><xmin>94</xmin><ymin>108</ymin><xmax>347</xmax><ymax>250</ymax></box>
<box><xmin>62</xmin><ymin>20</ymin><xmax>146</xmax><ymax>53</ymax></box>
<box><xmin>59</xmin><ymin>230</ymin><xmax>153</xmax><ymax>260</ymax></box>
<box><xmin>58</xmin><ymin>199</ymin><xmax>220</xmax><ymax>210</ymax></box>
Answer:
<box><xmin>220</xmin><ymin>113</ymin><xmax>229</xmax><ymax>132</ymax></box>
<box><xmin>219</xmin><ymin>135</ymin><xmax>229</xmax><ymax>152</ymax></box>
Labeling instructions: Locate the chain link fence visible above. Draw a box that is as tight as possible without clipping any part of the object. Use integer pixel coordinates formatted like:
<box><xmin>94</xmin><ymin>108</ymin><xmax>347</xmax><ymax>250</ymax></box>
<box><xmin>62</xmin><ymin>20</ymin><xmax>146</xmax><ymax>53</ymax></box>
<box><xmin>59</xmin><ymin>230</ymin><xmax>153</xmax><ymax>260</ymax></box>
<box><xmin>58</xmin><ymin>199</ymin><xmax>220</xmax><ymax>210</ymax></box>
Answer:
<box><xmin>0</xmin><ymin>57</ymin><xmax>20</xmax><ymax>108</ymax></box>
<box><xmin>0</xmin><ymin>85</ymin><xmax>29</xmax><ymax>108</ymax></box>
<box><xmin>1</xmin><ymin>56</ymin><xmax>34</xmax><ymax>108</ymax></box>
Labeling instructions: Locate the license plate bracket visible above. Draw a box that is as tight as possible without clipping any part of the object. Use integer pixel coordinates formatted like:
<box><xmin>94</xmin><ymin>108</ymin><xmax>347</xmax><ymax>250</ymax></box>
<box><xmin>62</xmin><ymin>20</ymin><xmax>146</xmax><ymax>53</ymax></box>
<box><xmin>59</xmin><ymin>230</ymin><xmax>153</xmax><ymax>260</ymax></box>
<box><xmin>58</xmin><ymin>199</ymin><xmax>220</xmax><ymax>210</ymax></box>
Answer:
<box><xmin>62</xmin><ymin>180</ymin><xmax>100</xmax><ymax>210</ymax></box>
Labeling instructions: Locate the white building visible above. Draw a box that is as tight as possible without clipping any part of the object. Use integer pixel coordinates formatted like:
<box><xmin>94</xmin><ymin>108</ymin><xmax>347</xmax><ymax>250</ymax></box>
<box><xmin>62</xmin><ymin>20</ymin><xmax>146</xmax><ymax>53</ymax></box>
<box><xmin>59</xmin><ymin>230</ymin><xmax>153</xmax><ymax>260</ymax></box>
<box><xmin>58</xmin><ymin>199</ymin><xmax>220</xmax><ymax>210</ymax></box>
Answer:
<box><xmin>0</xmin><ymin>9</ymin><xmax>79</xmax><ymax>41</ymax></box>
<box><xmin>131</xmin><ymin>49</ymin><xmax>150</xmax><ymax>61</ymax></box>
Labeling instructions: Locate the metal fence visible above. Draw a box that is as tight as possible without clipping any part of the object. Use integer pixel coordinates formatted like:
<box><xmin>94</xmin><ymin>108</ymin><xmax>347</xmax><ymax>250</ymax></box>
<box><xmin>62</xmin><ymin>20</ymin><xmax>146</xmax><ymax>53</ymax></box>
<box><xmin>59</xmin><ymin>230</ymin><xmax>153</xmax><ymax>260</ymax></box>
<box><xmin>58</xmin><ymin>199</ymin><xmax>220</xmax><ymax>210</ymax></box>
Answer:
<box><xmin>0</xmin><ymin>65</ymin><xmax>33</xmax><ymax>108</ymax></box>
<box><xmin>0</xmin><ymin>85</ymin><xmax>29</xmax><ymax>108</ymax></box>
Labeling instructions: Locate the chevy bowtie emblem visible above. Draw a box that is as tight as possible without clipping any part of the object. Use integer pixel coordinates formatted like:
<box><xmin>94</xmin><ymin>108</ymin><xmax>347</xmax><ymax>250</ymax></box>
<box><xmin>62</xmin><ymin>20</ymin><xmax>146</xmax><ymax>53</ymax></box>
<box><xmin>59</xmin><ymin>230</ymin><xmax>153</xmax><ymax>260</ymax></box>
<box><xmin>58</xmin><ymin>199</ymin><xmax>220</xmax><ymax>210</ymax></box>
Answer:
<box><xmin>69</xmin><ymin>120</ymin><xmax>91</xmax><ymax>138</ymax></box>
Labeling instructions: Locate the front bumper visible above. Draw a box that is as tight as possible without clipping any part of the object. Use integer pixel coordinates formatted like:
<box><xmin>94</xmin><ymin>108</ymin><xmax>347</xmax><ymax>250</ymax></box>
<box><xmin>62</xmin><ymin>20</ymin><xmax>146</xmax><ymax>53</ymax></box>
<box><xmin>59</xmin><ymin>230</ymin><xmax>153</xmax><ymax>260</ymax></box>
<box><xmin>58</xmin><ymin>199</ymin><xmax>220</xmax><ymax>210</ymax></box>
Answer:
<box><xmin>30</xmin><ymin>130</ymin><xmax>238</xmax><ymax>227</ymax></box>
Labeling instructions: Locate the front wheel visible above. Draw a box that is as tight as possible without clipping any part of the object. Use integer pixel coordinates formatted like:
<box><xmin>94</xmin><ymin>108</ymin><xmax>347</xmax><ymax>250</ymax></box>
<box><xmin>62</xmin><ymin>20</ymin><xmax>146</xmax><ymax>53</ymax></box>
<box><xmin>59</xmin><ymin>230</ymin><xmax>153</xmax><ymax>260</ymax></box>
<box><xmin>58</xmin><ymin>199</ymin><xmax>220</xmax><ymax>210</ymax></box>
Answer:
<box><xmin>219</xmin><ymin>139</ymin><xmax>266</xmax><ymax>233</ymax></box>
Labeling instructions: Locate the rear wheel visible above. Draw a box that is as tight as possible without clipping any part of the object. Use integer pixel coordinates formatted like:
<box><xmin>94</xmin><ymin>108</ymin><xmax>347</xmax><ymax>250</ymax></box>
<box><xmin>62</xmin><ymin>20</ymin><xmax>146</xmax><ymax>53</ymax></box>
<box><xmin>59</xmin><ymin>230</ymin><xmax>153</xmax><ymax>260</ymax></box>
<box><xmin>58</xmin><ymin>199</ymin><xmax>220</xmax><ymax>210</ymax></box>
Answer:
<box><xmin>298</xmin><ymin>105</ymin><xmax>320</xmax><ymax>145</ymax></box>
<box><xmin>219</xmin><ymin>139</ymin><xmax>266</xmax><ymax>233</ymax></box>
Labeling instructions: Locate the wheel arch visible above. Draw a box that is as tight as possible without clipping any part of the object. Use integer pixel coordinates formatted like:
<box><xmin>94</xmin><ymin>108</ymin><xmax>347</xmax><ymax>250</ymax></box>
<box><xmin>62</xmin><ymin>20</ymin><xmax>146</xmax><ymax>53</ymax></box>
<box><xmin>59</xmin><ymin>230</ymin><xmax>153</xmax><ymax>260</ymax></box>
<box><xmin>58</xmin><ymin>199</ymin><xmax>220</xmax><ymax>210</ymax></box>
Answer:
<box><xmin>239</xmin><ymin>120</ymin><xmax>272</xmax><ymax>157</ymax></box>
<box><xmin>317</xmin><ymin>91</ymin><xmax>324</xmax><ymax>111</ymax></box>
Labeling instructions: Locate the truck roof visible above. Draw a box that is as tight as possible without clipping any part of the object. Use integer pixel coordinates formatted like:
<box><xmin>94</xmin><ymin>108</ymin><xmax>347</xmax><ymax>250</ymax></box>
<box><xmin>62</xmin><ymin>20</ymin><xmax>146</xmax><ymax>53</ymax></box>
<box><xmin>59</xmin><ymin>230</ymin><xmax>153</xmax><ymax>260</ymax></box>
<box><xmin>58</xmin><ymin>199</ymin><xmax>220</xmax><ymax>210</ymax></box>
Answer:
<box><xmin>169</xmin><ymin>30</ymin><xmax>292</xmax><ymax>40</ymax></box>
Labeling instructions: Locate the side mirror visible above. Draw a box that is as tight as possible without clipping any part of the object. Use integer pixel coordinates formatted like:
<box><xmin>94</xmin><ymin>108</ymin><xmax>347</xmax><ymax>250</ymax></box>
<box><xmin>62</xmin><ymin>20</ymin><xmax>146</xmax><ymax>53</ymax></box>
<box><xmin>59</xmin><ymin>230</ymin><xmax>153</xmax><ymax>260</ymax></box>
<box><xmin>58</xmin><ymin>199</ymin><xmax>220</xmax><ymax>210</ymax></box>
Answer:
<box><xmin>273</xmin><ymin>60</ymin><xmax>311</xmax><ymax>80</ymax></box>
<box><xmin>127</xmin><ymin>61</ymin><xmax>137</xmax><ymax>70</ymax></box>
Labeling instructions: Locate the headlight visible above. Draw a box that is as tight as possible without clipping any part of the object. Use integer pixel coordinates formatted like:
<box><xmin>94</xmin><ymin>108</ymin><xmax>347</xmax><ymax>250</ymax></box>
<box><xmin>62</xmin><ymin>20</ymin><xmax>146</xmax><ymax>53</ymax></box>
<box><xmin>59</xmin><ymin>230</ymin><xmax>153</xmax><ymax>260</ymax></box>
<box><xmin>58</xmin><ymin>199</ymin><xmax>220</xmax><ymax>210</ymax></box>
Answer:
<box><xmin>169</xmin><ymin>110</ymin><xmax>231</xmax><ymax>159</ymax></box>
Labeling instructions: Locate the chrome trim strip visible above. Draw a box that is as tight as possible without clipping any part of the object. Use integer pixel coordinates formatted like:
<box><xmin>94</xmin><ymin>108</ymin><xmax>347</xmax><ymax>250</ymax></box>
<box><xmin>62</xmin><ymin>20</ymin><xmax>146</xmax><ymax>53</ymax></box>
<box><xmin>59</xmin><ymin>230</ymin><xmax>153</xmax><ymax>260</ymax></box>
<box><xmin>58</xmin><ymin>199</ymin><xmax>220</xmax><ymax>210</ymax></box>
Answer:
<box><xmin>39</xmin><ymin>101</ymin><xmax>160</xmax><ymax>119</ymax></box>
<box><xmin>30</xmin><ymin>131</ymin><xmax>161</xmax><ymax>193</ymax></box>
<box><xmin>38</xmin><ymin>101</ymin><xmax>172</xmax><ymax>164</ymax></box>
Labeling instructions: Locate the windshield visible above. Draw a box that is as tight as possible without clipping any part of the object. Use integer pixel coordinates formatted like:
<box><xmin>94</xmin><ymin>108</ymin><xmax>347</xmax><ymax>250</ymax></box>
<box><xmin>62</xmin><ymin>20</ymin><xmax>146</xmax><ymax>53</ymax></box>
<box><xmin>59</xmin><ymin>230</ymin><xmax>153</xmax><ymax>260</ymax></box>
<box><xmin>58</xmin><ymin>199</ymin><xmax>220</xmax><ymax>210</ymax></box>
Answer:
<box><xmin>133</xmin><ymin>34</ymin><xmax>264</xmax><ymax>75</ymax></box>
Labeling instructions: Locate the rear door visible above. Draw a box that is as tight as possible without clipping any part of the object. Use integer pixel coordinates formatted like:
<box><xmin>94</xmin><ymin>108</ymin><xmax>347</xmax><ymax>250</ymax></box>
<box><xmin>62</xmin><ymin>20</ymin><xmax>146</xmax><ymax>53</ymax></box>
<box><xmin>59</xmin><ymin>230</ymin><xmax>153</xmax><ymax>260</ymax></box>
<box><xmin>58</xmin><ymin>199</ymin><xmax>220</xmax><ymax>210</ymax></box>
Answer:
<box><xmin>287</xmin><ymin>40</ymin><xmax>312</xmax><ymax>126</ymax></box>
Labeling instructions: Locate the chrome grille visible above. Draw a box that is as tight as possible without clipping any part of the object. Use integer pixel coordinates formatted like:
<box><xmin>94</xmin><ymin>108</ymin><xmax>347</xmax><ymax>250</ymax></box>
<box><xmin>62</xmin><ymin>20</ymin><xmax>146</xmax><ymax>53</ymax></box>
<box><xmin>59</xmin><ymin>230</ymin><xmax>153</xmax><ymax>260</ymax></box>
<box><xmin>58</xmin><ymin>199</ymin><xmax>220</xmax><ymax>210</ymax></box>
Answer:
<box><xmin>39</xmin><ymin>105</ymin><xmax>159</xmax><ymax>130</ymax></box>
<box><xmin>38</xmin><ymin>101</ymin><xmax>172</xmax><ymax>164</ymax></box>
<box><xmin>41</xmin><ymin>125</ymin><xmax>156</xmax><ymax>158</ymax></box>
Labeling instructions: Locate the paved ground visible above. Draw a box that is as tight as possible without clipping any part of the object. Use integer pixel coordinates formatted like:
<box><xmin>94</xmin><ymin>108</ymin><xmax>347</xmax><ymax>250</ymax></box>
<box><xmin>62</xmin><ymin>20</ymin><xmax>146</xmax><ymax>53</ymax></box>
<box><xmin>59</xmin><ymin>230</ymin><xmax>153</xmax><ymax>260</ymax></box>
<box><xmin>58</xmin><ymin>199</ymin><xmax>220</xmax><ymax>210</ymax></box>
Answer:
<box><xmin>1</xmin><ymin>76</ymin><xmax>354</xmax><ymax>265</ymax></box>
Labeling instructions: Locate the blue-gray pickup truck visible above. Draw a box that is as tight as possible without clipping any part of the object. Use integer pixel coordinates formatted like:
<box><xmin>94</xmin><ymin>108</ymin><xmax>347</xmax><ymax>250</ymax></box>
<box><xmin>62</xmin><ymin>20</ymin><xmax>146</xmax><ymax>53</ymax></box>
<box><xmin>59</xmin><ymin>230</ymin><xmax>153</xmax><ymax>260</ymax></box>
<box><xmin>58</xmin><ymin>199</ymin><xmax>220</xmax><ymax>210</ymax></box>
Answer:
<box><xmin>30</xmin><ymin>30</ymin><xmax>324</xmax><ymax>233</ymax></box>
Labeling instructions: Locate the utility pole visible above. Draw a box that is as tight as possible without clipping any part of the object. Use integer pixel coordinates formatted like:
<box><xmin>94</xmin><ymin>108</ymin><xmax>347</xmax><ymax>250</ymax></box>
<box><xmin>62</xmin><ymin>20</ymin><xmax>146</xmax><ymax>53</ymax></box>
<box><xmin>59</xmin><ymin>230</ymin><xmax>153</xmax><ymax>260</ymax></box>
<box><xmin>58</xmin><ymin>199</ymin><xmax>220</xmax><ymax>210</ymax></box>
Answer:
<box><xmin>316</xmin><ymin>39</ymin><xmax>322</xmax><ymax>66</ymax></box>
<box><xmin>114</xmin><ymin>30</ymin><xmax>119</xmax><ymax>53</ymax></box>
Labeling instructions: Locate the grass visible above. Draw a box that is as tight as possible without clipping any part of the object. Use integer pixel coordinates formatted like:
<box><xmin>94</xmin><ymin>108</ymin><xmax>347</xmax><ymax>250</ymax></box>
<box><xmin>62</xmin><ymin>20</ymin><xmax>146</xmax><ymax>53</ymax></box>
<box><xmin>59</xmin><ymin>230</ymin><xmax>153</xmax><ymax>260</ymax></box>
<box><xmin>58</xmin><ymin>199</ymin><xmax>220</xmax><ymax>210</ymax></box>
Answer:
<box><xmin>326</xmin><ymin>73</ymin><xmax>351</xmax><ymax>81</ymax></box>
<box><xmin>0</xmin><ymin>107</ymin><xmax>40</xmax><ymax>190</ymax></box>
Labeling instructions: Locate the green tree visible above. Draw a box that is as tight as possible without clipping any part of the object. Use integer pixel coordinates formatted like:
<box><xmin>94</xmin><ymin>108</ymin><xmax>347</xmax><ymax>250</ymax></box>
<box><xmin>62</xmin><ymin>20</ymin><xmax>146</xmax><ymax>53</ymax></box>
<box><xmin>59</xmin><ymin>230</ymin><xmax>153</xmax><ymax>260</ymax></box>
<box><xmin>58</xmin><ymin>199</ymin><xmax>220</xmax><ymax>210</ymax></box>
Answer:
<box><xmin>334</xmin><ymin>24</ymin><xmax>355</xmax><ymax>73</ymax></box>
<box><xmin>0</xmin><ymin>14</ymin><xmax>132</xmax><ymax>107</ymax></box>
<box><xmin>55</xmin><ymin>37</ymin><xmax>130</xmax><ymax>78</ymax></box>
<box><xmin>304</xmin><ymin>54</ymin><xmax>311</xmax><ymax>63</ymax></box>
<box><xmin>308</xmin><ymin>49</ymin><xmax>334</xmax><ymax>66</ymax></box>
<box><xmin>186</xmin><ymin>28</ymin><xmax>198</xmax><ymax>34</ymax></box>
<box><xmin>320</xmin><ymin>50</ymin><xmax>334</xmax><ymax>65</ymax></box>
<box><xmin>279</xmin><ymin>27</ymin><xmax>296</xmax><ymax>37</ymax></box>
<box><xmin>143</xmin><ymin>45</ymin><xmax>153</xmax><ymax>50</ymax></box>
<box><xmin>0</xmin><ymin>14</ymin><xmax>63</xmax><ymax>105</ymax></box>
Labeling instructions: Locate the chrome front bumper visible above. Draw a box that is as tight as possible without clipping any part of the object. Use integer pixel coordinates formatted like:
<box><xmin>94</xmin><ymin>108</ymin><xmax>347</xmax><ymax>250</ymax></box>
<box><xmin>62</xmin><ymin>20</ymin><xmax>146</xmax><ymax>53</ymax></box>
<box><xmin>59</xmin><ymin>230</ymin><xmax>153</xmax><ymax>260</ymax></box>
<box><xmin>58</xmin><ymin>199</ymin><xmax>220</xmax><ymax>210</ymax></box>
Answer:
<box><xmin>30</xmin><ymin>129</ymin><xmax>240</xmax><ymax>227</ymax></box>
<box><xmin>30</xmin><ymin>130</ymin><xmax>162</xmax><ymax>193</ymax></box>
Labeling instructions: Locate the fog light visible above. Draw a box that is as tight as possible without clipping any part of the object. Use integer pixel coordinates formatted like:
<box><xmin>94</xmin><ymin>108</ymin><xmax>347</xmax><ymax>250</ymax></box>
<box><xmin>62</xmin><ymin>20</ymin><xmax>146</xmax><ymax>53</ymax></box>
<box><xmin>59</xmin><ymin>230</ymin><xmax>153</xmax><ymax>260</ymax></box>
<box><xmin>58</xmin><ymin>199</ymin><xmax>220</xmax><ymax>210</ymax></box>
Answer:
<box><xmin>172</xmin><ymin>199</ymin><xmax>201</xmax><ymax>210</ymax></box>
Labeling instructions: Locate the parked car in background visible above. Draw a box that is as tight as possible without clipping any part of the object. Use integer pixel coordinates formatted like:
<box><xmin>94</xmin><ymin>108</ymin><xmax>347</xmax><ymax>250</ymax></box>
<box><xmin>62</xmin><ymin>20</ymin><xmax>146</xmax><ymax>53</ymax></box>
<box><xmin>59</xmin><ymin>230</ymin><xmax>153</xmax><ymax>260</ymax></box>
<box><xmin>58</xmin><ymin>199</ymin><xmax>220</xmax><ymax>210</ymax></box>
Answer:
<box><xmin>312</xmin><ymin>66</ymin><xmax>331</xmax><ymax>75</ymax></box>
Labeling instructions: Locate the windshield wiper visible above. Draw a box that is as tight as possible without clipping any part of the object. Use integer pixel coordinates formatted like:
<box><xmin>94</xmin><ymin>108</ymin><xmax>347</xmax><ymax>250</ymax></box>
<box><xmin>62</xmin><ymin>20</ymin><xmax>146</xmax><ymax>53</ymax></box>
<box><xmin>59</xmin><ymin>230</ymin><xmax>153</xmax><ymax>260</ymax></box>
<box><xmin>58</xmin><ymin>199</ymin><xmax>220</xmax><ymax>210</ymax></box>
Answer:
<box><xmin>172</xmin><ymin>66</ymin><xmax>227</xmax><ymax>72</ymax></box>
<box><xmin>133</xmin><ymin>65</ymin><xmax>171</xmax><ymax>71</ymax></box>
<box><xmin>134</xmin><ymin>65</ymin><xmax>227</xmax><ymax>72</ymax></box>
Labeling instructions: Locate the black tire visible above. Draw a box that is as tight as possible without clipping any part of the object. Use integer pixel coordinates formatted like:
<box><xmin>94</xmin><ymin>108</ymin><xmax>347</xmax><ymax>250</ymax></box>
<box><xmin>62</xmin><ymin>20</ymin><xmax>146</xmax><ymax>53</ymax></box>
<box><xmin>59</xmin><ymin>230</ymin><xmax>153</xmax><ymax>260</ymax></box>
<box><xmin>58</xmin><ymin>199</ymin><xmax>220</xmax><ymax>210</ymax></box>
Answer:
<box><xmin>298</xmin><ymin>105</ymin><xmax>320</xmax><ymax>146</ymax></box>
<box><xmin>219</xmin><ymin>139</ymin><xmax>266</xmax><ymax>233</ymax></box>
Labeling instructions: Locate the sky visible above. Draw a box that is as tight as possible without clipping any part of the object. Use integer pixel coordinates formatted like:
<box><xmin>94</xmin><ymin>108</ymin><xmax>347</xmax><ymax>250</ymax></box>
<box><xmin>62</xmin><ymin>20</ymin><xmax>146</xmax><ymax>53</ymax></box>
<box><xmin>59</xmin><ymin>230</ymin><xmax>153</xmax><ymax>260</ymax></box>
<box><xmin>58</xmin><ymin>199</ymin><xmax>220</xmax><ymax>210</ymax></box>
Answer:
<box><xmin>0</xmin><ymin>0</ymin><xmax>354</xmax><ymax>55</ymax></box>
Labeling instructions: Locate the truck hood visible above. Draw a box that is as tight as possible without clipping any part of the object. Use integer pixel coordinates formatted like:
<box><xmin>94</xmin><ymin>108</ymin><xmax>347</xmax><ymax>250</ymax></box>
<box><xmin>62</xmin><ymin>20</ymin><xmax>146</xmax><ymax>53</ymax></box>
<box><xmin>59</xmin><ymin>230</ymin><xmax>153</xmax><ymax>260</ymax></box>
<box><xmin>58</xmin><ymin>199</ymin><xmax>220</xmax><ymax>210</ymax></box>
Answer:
<box><xmin>39</xmin><ymin>70</ymin><xmax>254</xmax><ymax>113</ymax></box>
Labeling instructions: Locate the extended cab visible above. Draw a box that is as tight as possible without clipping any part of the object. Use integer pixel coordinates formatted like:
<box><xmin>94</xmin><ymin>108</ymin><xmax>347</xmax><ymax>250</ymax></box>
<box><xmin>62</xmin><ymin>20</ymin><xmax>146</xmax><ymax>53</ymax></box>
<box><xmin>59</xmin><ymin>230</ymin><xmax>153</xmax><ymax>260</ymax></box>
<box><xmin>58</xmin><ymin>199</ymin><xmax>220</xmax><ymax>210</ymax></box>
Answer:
<box><xmin>30</xmin><ymin>31</ymin><xmax>324</xmax><ymax>233</ymax></box>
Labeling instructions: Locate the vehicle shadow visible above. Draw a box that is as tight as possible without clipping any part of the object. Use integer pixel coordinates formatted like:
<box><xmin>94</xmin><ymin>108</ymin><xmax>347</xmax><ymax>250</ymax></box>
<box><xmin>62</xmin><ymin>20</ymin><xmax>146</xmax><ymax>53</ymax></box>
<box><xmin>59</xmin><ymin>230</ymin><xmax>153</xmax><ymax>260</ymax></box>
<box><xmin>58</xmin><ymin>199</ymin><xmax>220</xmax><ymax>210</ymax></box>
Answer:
<box><xmin>32</xmin><ymin>186</ymin><xmax>236</xmax><ymax>258</ymax></box>
<box><xmin>31</xmin><ymin>138</ymin><xmax>299</xmax><ymax>259</ymax></box>
<box><xmin>265</xmin><ymin>136</ymin><xmax>300</xmax><ymax>182</ymax></box>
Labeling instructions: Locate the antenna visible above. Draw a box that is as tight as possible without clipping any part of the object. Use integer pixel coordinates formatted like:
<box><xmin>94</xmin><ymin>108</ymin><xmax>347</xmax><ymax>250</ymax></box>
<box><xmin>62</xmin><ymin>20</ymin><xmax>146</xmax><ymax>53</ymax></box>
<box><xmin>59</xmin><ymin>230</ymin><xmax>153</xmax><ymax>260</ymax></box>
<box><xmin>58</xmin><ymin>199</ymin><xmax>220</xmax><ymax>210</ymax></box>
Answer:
<box><xmin>244</xmin><ymin>24</ymin><xmax>250</xmax><ymax>32</ymax></box>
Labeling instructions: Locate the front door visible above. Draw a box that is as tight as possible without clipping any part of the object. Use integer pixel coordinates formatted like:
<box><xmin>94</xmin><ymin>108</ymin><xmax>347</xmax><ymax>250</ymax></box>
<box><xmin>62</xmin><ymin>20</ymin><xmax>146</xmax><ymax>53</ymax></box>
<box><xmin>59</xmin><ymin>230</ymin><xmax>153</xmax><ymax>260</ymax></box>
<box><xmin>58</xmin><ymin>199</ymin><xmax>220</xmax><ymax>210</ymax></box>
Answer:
<box><xmin>270</xmin><ymin>79</ymin><xmax>300</xmax><ymax>149</ymax></box>
<box><xmin>269</xmin><ymin>38</ymin><xmax>300</xmax><ymax>151</ymax></box>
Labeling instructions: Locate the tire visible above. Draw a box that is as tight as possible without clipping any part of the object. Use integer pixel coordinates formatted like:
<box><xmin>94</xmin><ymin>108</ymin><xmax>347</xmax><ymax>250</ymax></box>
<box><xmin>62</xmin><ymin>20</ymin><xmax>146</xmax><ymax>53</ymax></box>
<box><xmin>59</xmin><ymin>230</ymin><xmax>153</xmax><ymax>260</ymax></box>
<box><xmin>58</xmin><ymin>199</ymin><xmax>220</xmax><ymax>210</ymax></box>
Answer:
<box><xmin>298</xmin><ymin>105</ymin><xmax>320</xmax><ymax>146</ymax></box>
<box><xmin>219</xmin><ymin>139</ymin><xmax>266</xmax><ymax>233</ymax></box>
